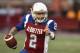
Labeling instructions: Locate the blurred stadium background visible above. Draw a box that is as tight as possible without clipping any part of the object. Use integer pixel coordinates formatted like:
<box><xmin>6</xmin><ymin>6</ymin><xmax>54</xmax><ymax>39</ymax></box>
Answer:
<box><xmin>0</xmin><ymin>0</ymin><xmax>80</xmax><ymax>53</ymax></box>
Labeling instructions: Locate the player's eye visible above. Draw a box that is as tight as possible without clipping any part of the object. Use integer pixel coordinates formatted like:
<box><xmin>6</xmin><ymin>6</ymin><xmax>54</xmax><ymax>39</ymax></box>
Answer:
<box><xmin>34</xmin><ymin>12</ymin><xmax>47</xmax><ymax>15</ymax></box>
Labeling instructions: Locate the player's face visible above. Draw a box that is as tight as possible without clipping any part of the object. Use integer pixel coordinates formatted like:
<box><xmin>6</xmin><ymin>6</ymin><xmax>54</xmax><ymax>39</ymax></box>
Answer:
<box><xmin>33</xmin><ymin>11</ymin><xmax>47</xmax><ymax>22</ymax></box>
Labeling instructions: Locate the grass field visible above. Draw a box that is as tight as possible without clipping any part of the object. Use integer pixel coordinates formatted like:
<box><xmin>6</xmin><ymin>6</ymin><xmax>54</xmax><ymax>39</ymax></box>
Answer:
<box><xmin>0</xmin><ymin>31</ymin><xmax>80</xmax><ymax>53</ymax></box>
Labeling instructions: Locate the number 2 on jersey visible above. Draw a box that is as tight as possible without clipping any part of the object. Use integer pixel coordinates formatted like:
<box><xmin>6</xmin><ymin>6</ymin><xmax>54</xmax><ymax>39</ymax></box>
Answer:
<box><xmin>29</xmin><ymin>34</ymin><xmax>37</xmax><ymax>48</ymax></box>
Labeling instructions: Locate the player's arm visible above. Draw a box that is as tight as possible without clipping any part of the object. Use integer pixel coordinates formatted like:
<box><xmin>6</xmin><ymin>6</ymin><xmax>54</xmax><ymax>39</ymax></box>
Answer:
<box><xmin>44</xmin><ymin>26</ymin><xmax>55</xmax><ymax>40</ymax></box>
<box><xmin>7</xmin><ymin>16</ymin><xmax>26</xmax><ymax>36</ymax></box>
<box><xmin>8</xmin><ymin>27</ymin><xmax>18</xmax><ymax>35</ymax></box>
<box><xmin>3</xmin><ymin>16</ymin><xmax>25</xmax><ymax>49</ymax></box>
<box><xmin>47</xmin><ymin>31</ymin><xmax>55</xmax><ymax>40</ymax></box>
<box><xmin>48</xmin><ymin>31</ymin><xmax>55</xmax><ymax>40</ymax></box>
<box><xmin>4</xmin><ymin>15</ymin><xmax>28</xmax><ymax>49</ymax></box>
<box><xmin>44</xmin><ymin>20</ymin><xmax>57</xmax><ymax>40</ymax></box>
<box><xmin>4</xmin><ymin>24</ymin><xmax>23</xmax><ymax>49</ymax></box>
<box><xmin>49</xmin><ymin>20</ymin><xmax>57</xmax><ymax>40</ymax></box>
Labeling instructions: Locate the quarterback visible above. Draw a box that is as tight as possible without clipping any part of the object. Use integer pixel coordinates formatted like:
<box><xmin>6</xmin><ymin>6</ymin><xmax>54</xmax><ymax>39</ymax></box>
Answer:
<box><xmin>4</xmin><ymin>2</ymin><xmax>57</xmax><ymax>53</ymax></box>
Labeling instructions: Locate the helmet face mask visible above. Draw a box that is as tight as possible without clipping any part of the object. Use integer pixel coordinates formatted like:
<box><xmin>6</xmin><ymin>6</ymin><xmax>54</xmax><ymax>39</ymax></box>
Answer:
<box><xmin>31</xmin><ymin>2</ymin><xmax>48</xmax><ymax>23</ymax></box>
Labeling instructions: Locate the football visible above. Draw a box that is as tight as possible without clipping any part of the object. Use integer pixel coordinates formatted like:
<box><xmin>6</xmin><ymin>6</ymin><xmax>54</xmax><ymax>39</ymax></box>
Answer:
<box><xmin>4</xmin><ymin>35</ymin><xmax>17</xmax><ymax>49</ymax></box>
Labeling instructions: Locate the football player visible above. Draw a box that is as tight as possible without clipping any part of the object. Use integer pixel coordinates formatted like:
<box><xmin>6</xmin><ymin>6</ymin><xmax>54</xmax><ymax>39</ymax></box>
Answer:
<box><xmin>5</xmin><ymin>2</ymin><xmax>57</xmax><ymax>53</ymax></box>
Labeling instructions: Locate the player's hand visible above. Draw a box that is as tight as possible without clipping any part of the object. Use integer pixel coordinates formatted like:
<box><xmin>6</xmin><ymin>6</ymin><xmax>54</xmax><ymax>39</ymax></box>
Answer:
<box><xmin>4</xmin><ymin>33</ymin><xmax>13</xmax><ymax>40</ymax></box>
<box><xmin>44</xmin><ymin>26</ymin><xmax>50</xmax><ymax>36</ymax></box>
<box><xmin>44</xmin><ymin>26</ymin><xmax>48</xmax><ymax>33</ymax></box>
<box><xmin>44</xmin><ymin>26</ymin><xmax>55</xmax><ymax>40</ymax></box>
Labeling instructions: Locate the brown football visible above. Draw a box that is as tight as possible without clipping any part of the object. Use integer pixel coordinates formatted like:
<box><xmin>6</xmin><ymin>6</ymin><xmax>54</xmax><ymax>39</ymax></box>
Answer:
<box><xmin>4</xmin><ymin>35</ymin><xmax>17</xmax><ymax>49</ymax></box>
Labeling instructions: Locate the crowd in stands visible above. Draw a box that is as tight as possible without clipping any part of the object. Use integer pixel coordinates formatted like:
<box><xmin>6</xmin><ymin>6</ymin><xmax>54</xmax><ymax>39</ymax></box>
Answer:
<box><xmin>0</xmin><ymin>0</ymin><xmax>80</xmax><ymax>32</ymax></box>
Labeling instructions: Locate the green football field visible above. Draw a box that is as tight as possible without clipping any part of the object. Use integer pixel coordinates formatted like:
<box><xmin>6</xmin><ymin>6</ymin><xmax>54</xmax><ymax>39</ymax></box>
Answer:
<box><xmin>0</xmin><ymin>31</ymin><xmax>80</xmax><ymax>53</ymax></box>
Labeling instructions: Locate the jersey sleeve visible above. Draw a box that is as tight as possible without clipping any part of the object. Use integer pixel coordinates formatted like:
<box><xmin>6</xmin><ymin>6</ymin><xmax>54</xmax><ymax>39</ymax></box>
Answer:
<box><xmin>16</xmin><ymin>16</ymin><xmax>26</xmax><ymax>31</ymax></box>
<box><xmin>48</xmin><ymin>20</ymin><xmax>57</xmax><ymax>32</ymax></box>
